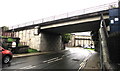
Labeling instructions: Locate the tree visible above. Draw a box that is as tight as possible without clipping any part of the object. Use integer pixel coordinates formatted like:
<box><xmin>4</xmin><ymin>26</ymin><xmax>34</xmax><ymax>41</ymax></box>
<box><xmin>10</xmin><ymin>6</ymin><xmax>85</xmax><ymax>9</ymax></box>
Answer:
<box><xmin>61</xmin><ymin>33</ymin><xmax>71</xmax><ymax>49</ymax></box>
<box><xmin>62</xmin><ymin>34</ymin><xmax>71</xmax><ymax>44</ymax></box>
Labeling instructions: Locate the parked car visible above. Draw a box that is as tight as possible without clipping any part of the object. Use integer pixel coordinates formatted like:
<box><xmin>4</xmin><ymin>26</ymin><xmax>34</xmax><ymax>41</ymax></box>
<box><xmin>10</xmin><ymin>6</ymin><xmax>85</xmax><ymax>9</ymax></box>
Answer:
<box><xmin>0</xmin><ymin>46</ymin><xmax>13</xmax><ymax>64</ymax></box>
<box><xmin>83</xmin><ymin>44</ymin><xmax>90</xmax><ymax>48</ymax></box>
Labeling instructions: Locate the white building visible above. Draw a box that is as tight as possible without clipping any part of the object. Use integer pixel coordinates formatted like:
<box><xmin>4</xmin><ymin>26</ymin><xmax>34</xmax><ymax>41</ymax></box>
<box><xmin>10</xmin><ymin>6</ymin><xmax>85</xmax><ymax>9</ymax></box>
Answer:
<box><xmin>66</xmin><ymin>34</ymin><xmax>94</xmax><ymax>47</ymax></box>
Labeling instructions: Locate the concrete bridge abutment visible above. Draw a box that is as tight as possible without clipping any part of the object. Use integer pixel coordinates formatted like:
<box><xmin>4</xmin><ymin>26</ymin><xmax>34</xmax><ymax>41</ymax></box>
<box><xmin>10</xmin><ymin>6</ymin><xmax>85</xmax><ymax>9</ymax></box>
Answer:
<box><xmin>11</xmin><ymin>28</ymin><xmax>64</xmax><ymax>52</ymax></box>
<box><xmin>40</xmin><ymin>32</ymin><xmax>64</xmax><ymax>52</ymax></box>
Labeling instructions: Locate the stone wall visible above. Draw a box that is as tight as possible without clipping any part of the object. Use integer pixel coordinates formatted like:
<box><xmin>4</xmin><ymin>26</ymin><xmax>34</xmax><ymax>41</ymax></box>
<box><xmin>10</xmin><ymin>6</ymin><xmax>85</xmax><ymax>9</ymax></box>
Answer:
<box><xmin>15</xmin><ymin>28</ymin><xmax>41</xmax><ymax>51</ymax></box>
<box><xmin>14</xmin><ymin>29</ymin><xmax>63</xmax><ymax>51</ymax></box>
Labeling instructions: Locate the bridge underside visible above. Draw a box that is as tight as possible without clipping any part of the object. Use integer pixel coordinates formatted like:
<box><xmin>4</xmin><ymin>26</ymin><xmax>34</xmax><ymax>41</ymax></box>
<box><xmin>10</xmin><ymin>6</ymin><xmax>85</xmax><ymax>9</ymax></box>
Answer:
<box><xmin>41</xmin><ymin>19</ymin><xmax>109</xmax><ymax>34</ymax></box>
<box><xmin>39</xmin><ymin>19</ymin><xmax>109</xmax><ymax>51</ymax></box>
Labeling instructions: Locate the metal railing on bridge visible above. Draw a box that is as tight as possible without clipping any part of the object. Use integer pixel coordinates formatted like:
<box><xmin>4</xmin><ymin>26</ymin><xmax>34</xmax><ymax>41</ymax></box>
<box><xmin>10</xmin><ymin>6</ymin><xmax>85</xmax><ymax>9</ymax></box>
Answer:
<box><xmin>9</xmin><ymin>1</ymin><xmax>118</xmax><ymax>30</ymax></box>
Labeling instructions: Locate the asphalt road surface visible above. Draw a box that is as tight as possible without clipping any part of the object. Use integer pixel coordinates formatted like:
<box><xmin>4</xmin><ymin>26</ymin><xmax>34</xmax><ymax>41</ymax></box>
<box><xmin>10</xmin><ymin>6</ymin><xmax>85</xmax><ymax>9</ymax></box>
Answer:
<box><xmin>2</xmin><ymin>47</ymin><xmax>93</xmax><ymax>71</ymax></box>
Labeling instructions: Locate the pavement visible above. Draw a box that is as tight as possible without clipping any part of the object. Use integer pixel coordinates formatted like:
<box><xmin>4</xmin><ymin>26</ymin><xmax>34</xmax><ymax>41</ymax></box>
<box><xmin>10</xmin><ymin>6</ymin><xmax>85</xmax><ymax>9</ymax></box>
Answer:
<box><xmin>13</xmin><ymin>52</ymin><xmax>50</xmax><ymax>58</ymax></box>
<box><xmin>83</xmin><ymin>50</ymin><xmax>100</xmax><ymax>71</ymax></box>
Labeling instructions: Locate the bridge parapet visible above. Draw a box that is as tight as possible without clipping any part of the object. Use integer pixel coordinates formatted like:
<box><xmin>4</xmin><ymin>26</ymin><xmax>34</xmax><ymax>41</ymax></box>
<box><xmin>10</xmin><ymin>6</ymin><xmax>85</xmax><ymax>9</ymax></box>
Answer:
<box><xmin>9</xmin><ymin>2</ymin><xmax>118</xmax><ymax>30</ymax></box>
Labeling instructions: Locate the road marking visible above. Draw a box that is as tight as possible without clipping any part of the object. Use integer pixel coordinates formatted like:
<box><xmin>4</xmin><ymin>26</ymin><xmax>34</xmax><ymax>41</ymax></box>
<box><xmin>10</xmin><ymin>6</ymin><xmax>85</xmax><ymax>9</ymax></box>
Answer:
<box><xmin>78</xmin><ymin>55</ymin><xmax>91</xmax><ymax>71</ymax></box>
<box><xmin>19</xmin><ymin>65</ymin><xmax>36</xmax><ymax>69</ymax></box>
<box><xmin>12</xmin><ymin>61</ymin><xmax>26</xmax><ymax>65</ymax></box>
<box><xmin>43</xmin><ymin>57</ymin><xmax>63</xmax><ymax>64</ymax></box>
<box><xmin>62</xmin><ymin>55</ymin><xmax>65</xmax><ymax>57</ymax></box>
<box><xmin>19</xmin><ymin>65</ymin><xmax>31</xmax><ymax>69</ymax></box>
<box><xmin>25</xmin><ymin>66</ymin><xmax>36</xmax><ymax>69</ymax></box>
<box><xmin>43</xmin><ymin>57</ymin><xmax>58</xmax><ymax>63</ymax></box>
<box><xmin>47</xmin><ymin>58</ymin><xmax>62</xmax><ymax>64</ymax></box>
<box><xmin>54</xmin><ymin>58</ymin><xmax>62</xmax><ymax>62</ymax></box>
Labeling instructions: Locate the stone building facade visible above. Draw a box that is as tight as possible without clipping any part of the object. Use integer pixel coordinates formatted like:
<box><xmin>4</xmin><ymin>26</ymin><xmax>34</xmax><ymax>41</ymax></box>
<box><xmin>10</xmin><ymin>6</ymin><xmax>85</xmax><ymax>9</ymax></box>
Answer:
<box><xmin>66</xmin><ymin>34</ymin><xmax>94</xmax><ymax>47</ymax></box>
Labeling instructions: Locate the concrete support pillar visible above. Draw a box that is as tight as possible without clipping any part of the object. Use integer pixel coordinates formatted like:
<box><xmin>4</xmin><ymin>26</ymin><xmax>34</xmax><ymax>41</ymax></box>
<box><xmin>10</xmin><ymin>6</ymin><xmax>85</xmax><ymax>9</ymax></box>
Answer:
<box><xmin>40</xmin><ymin>32</ymin><xmax>63</xmax><ymax>51</ymax></box>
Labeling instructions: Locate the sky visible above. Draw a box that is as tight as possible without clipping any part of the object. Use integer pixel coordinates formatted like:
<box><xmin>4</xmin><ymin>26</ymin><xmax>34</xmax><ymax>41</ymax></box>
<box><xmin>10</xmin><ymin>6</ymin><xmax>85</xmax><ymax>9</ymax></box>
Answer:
<box><xmin>72</xmin><ymin>32</ymin><xmax>91</xmax><ymax>36</ymax></box>
<box><xmin>0</xmin><ymin>0</ymin><xmax>118</xmax><ymax>28</ymax></box>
